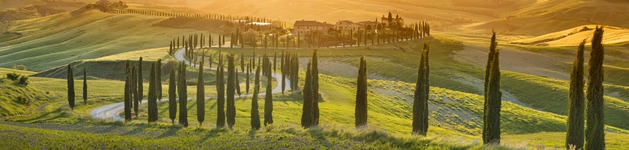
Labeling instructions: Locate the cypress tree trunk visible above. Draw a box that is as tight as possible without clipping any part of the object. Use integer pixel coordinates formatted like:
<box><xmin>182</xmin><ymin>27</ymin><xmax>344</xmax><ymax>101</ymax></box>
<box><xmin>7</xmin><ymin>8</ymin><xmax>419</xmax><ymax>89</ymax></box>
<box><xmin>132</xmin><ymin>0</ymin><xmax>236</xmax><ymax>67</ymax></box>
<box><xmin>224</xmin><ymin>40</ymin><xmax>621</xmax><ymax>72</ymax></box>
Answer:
<box><xmin>216</xmin><ymin>54</ymin><xmax>225</xmax><ymax>128</ymax></box>
<box><xmin>585</xmin><ymin>27</ymin><xmax>605</xmax><ymax>150</ymax></box>
<box><xmin>197</xmin><ymin>53</ymin><xmax>205</xmax><ymax>126</ymax></box>
<box><xmin>413</xmin><ymin>43</ymin><xmax>430</xmax><ymax>136</ymax></box>
<box><xmin>148</xmin><ymin>63</ymin><xmax>158</xmax><ymax>122</ymax></box>
<box><xmin>355</xmin><ymin>57</ymin><xmax>368</xmax><ymax>128</ymax></box>
<box><xmin>264</xmin><ymin>56</ymin><xmax>274</xmax><ymax>126</ymax></box>
<box><xmin>83</xmin><ymin>68</ymin><xmax>87</xmax><ymax>105</ymax></box>
<box><xmin>138</xmin><ymin>57</ymin><xmax>143</xmax><ymax>103</ymax></box>
<box><xmin>484</xmin><ymin>46</ymin><xmax>502</xmax><ymax>145</ymax></box>
<box><xmin>169</xmin><ymin>67</ymin><xmax>177</xmax><ymax>124</ymax></box>
<box><xmin>566</xmin><ymin>40</ymin><xmax>586</xmax><ymax>149</ymax></box>
<box><xmin>67</xmin><ymin>64</ymin><xmax>75</xmax><ymax>110</ymax></box>
<box><xmin>178</xmin><ymin>62</ymin><xmax>188</xmax><ymax>127</ymax></box>
<box><xmin>312</xmin><ymin>50</ymin><xmax>320</xmax><ymax>126</ymax></box>
<box><xmin>251</xmin><ymin>65</ymin><xmax>262</xmax><ymax>130</ymax></box>
<box><xmin>227</xmin><ymin>55</ymin><xmax>236</xmax><ymax>129</ymax></box>
<box><xmin>301</xmin><ymin>62</ymin><xmax>313</xmax><ymax>128</ymax></box>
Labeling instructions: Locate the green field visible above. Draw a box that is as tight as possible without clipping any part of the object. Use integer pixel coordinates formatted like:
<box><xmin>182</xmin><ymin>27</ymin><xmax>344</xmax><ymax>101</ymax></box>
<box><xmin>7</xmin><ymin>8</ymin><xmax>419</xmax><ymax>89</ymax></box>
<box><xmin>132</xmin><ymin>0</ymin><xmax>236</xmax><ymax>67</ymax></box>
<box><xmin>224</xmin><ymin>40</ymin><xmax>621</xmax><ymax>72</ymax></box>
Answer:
<box><xmin>1</xmin><ymin>1</ymin><xmax>629</xmax><ymax>149</ymax></box>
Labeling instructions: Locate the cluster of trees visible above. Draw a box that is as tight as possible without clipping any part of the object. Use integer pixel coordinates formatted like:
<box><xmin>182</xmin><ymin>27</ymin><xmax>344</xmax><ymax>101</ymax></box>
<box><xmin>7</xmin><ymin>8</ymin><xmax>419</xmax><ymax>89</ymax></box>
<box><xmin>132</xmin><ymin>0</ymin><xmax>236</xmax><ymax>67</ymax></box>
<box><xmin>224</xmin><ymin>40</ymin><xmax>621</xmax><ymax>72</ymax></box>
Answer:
<box><xmin>120</xmin><ymin>58</ymin><xmax>162</xmax><ymax>121</ymax></box>
<box><xmin>108</xmin><ymin>8</ymin><xmax>286</xmax><ymax>28</ymax></box>
<box><xmin>566</xmin><ymin>27</ymin><xmax>606</xmax><ymax>150</ymax></box>
<box><xmin>301</xmin><ymin>50</ymin><xmax>320</xmax><ymax>128</ymax></box>
<box><xmin>66</xmin><ymin>65</ymin><xmax>88</xmax><ymax>109</ymax></box>
<box><xmin>84</xmin><ymin>0</ymin><xmax>127</xmax><ymax>12</ymax></box>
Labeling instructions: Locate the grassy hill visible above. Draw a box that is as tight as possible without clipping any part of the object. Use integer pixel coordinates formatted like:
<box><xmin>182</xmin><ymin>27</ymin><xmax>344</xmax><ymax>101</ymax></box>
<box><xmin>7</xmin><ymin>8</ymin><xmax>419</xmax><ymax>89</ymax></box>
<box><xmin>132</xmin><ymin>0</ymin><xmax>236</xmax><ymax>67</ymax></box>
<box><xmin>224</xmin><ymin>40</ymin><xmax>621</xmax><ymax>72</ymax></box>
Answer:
<box><xmin>0</xmin><ymin>9</ymin><xmax>209</xmax><ymax>71</ymax></box>
<box><xmin>0</xmin><ymin>68</ymin><xmax>56</xmax><ymax>117</ymax></box>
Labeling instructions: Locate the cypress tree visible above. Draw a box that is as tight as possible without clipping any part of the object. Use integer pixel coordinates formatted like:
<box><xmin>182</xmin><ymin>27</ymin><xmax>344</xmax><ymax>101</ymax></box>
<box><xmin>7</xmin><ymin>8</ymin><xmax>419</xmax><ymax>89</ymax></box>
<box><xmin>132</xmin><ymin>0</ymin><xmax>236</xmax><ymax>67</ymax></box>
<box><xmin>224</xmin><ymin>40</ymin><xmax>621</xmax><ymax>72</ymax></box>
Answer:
<box><xmin>157</xmin><ymin>59</ymin><xmax>162</xmax><ymax>101</ymax></box>
<box><xmin>273</xmin><ymin>52</ymin><xmax>277</xmax><ymax>72</ymax></box>
<box><xmin>124</xmin><ymin>64</ymin><xmax>132</xmax><ymax>121</ymax></box>
<box><xmin>227</xmin><ymin>55</ymin><xmax>236</xmax><ymax>129</ymax></box>
<box><xmin>148</xmin><ymin>63</ymin><xmax>158</xmax><ymax>123</ymax></box>
<box><xmin>585</xmin><ymin>27</ymin><xmax>605</xmax><ymax>150</ymax></box>
<box><xmin>178</xmin><ymin>62</ymin><xmax>189</xmax><ymax>127</ymax></box>
<box><xmin>483</xmin><ymin>36</ymin><xmax>502</xmax><ymax>144</ymax></box>
<box><xmin>216</xmin><ymin>54</ymin><xmax>226</xmax><ymax>128</ymax></box>
<box><xmin>246</xmin><ymin>63</ymin><xmax>250</xmax><ymax>94</ymax></box>
<box><xmin>413</xmin><ymin>43</ymin><xmax>430</xmax><ymax>136</ymax></box>
<box><xmin>251</xmin><ymin>65</ymin><xmax>262</xmax><ymax>130</ymax></box>
<box><xmin>241</xmin><ymin>54</ymin><xmax>245</xmax><ymax>72</ymax></box>
<box><xmin>67</xmin><ymin>64</ymin><xmax>75</xmax><ymax>110</ymax></box>
<box><xmin>281</xmin><ymin>51</ymin><xmax>286</xmax><ymax>94</ymax></box>
<box><xmin>355</xmin><ymin>56</ymin><xmax>368</xmax><ymax>128</ymax></box>
<box><xmin>264</xmin><ymin>56</ymin><xmax>274</xmax><ymax>126</ymax></box>
<box><xmin>301</xmin><ymin>62</ymin><xmax>313</xmax><ymax>128</ymax></box>
<box><xmin>197</xmin><ymin>53</ymin><xmax>206</xmax><ymax>126</ymax></box>
<box><xmin>566</xmin><ymin>40</ymin><xmax>586</xmax><ymax>149</ymax></box>
<box><xmin>138</xmin><ymin>57</ymin><xmax>144</xmax><ymax>103</ymax></box>
<box><xmin>83</xmin><ymin>68</ymin><xmax>87</xmax><ymax>105</ymax></box>
<box><xmin>169</xmin><ymin>66</ymin><xmax>177</xmax><ymax>124</ymax></box>
<box><xmin>483</xmin><ymin>32</ymin><xmax>497</xmax><ymax>143</ymax></box>
<box><xmin>131</xmin><ymin>66</ymin><xmax>137</xmax><ymax>117</ymax></box>
<box><xmin>312</xmin><ymin>50</ymin><xmax>320</xmax><ymax>126</ymax></box>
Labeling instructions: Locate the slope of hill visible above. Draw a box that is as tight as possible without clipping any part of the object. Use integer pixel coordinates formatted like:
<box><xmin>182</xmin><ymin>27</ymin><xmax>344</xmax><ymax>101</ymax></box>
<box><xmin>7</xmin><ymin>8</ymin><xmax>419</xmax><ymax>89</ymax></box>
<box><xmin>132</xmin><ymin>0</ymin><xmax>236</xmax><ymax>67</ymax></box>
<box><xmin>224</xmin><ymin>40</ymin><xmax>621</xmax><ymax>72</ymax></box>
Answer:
<box><xmin>0</xmin><ymin>9</ymin><xmax>208</xmax><ymax>72</ymax></box>
<box><xmin>0</xmin><ymin>68</ymin><xmax>56</xmax><ymax>117</ymax></box>
<box><xmin>465</xmin><ymin>0</ymin><xmax>629</xmax><ymax>35</ymax></box>
<box><xmin>511</xmin><ymin>25</ymin><xmax>629</xmax><ymax>46</ymax></box>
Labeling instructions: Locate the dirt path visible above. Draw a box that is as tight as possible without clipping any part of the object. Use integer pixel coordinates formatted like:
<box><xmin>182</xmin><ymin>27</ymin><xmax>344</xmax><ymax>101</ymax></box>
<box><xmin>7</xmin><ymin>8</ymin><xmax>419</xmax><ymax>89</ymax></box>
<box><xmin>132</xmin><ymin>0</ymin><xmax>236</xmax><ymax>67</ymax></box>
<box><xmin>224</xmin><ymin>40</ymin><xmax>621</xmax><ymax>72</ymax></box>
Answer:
<box><xmin>89</xmin><ymin>48</ymin><xmax>291</xmax><ymax>121</ymax></box>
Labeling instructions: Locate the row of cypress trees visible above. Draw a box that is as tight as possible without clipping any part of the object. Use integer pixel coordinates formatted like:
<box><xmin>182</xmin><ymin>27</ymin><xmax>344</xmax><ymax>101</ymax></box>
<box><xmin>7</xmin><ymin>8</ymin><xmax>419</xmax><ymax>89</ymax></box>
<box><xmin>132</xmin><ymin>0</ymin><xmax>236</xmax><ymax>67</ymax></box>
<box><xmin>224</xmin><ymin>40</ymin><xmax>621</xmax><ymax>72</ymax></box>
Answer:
<box><xmin>122</xmin><ymin>58</ymin><xmax>162</xmax><ymax>122</ymax></box>
<box><xmin>566</xmin><ymin>27</ymin><xmax>606</xmax><ymax>150</ymax></box>
<box><xmin>66</xmin><ymin>65</ymin><xmax>89</xmax><ymax>110</ymax></box>
<box><xmin>301</xmin><ymin>50</ymin><xmax>320</xmax><ymax>128</ymax></box>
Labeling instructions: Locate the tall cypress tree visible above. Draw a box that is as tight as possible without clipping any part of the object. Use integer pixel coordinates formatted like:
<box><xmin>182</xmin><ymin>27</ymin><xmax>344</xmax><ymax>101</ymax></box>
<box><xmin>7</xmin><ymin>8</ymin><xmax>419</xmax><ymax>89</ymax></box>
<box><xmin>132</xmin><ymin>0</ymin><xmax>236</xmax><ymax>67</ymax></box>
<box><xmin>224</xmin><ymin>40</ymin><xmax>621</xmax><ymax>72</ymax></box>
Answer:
<box><xmin>83</xmin><ymin>68</ymin><xmax>87</xmax><ymax>105</ymax></box>
<box><xmin>67</xmin><ymin>64</ymin><xmax>75</xmax><ymax>110</ymax></box>
<box><xmin>131</xmin><ymin>66</ymin><xmax>137</xmax><ymax>117</ymax></box>
<box><xmin>312</xmin><ymin>50</ymin><xmax>320</xmax><ymax>126</ymax></box>
<box><xmin>251</xmin><ymin>65</ymin><xmax>262</xmax><ymax>130</ymax></box>
<box><xmin>355</xmin><ymin>57</ymin><xmax>368</xmax><ymax>128</ymax></box>
<box><xmin>197</xmin><ymin>53</ymin><xmax>206</xmax><ymax>126</ymax></box>
<box><xmin>413</xmin><ymin>43</ymin><xmax>430</xmax><ymax>136</ymax></box>
<box><xmin>483</xmin><ymin>32</ymin><xmax>497</xmax><ymax>143</ymax></box>
<box><xmin>178</xmin><ymin>62</ymin><xmax>188</xmax><ymax>127</ymax></box>
<box><xmin>227</xmin><ymin>55</ymin><xmax>236</xmax><ymax>129</ymax></box>
<box><xmin>246</xmin><ymin>63</ymin><xmax>251</xmax><ymax>94</ymax></box>
<box><xmin>236</xmin><ymin>69</ymin><xmax>242</xmax><ymax>96</ymax></box>
<box><xmin>585</xmin><ymin>27</ymin><xmax>605</xmax><ymax>150</ymax></box>
<box><xmin>157</xmin><ymin>59</ymin><xmax>162</xmax><ymax>101</ymax></box>
<box><xmin>264</xmin><ymin>56</ymin><xmax>274</xmax><ymax>126</ymax></box>
<box><xmin>138</xmin><ymin>57</ymin><xmax>144</xmax><ymax>103</ymax></box>
<box><xmin>124</xmin><ymin>65</ymin><xmax>132</xmax><ymax>121</ymax></box>
<box><xmin>148</xmin><ymin>63</ymin><xmax>158</xmax><ymax>123</ymax></box>
<box><xmin>216</xmin><ymin>53</ymin><xmax>226</xmax><ymax>128</ymax></box>
<box><xmin>281</xmin><ymin>51</ymin><xmax>286</xmax><ymax>94</ymax></box>
<box><xmin>483</xmin><ymin>35</ymin><xmax>502</xmax><ymax>144</ymax></box>
<box><xmin>301</xmin><ymin>62</ymin><xmax>313</xmax><ymax>128</ymax></box>
<box><xmin>169</xmin><ymin>66</ymin><xmax>177</xmax><ymax>124</ymax></box>
<box><xmin>566</xmin><ymin>40</ymin><xmax>586</xmax><ymax>149</ymax></box>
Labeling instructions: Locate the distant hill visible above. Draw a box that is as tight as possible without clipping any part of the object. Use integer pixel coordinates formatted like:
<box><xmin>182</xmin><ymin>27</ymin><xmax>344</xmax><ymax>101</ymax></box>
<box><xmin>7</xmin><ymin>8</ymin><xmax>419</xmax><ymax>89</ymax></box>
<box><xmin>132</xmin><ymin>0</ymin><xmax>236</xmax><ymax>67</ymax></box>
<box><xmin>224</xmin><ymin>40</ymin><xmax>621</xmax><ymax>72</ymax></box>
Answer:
<box><xmin>465</xmin><ymin>0</ymin><xmax>629</xmax><ymax>35</ymax></box>
<box><xmin>510</xmin><ymin>25</ymin><xmax>629</xmax><ymax>46</ymax></box>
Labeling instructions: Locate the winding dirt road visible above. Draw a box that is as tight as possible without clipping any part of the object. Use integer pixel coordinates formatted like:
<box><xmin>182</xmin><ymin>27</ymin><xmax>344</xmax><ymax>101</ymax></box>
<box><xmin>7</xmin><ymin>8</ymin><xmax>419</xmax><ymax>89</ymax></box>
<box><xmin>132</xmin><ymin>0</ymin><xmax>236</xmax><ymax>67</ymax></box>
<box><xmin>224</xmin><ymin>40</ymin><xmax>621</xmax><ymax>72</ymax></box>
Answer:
<box><xmin>90</xmin><ymin>48</ymin><xmax>290</xmax><ymax>121</ymax></box>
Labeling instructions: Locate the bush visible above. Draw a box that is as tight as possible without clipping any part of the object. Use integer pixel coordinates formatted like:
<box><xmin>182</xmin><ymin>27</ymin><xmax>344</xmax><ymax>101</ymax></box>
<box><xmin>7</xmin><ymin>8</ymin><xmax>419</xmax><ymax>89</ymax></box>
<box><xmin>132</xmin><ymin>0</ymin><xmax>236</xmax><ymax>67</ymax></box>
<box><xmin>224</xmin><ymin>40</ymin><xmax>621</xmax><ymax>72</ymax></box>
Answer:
<box><xmin>15</xmin><ymin>95</ymin><xmax>31</xmax><ymax>105</ymax></box>
<box><xmin>7</xmin><ymin>72</ymin><xmax>20</xmax><ymax>80</ymax></box>
<box><xmin>18</xmin><ymin>76</ymin><xmax>28</xmax><ymax>86</ymax></box>
<box><xmin>6</xmin><ymin>72</ymin><xmax>28</xmax><ymax>86</ymax></box>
